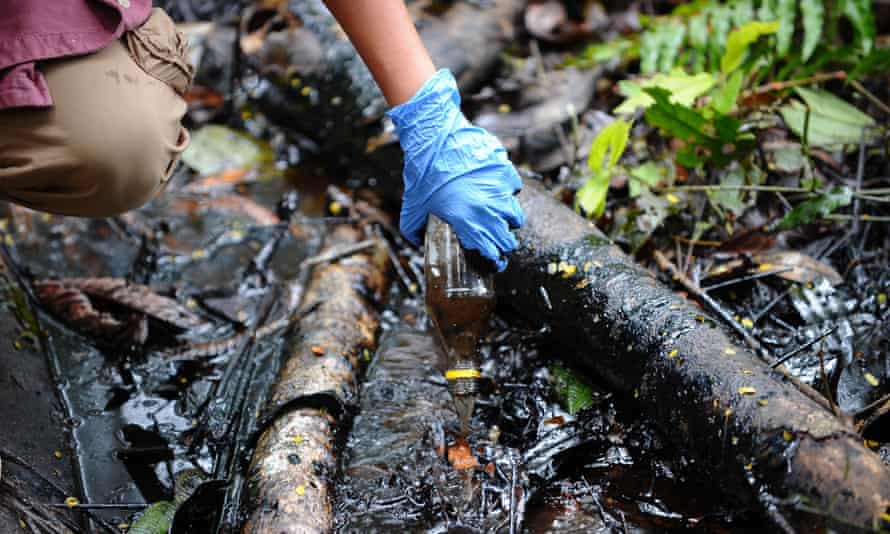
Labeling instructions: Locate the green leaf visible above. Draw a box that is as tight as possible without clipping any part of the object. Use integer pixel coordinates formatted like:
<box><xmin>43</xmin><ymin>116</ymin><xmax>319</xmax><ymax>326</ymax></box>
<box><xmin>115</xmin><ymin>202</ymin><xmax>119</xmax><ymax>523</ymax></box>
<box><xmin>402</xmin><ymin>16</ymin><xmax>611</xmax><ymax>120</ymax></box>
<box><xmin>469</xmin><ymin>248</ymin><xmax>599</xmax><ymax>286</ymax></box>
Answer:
<box><xmin>692</xmin><ymin>220</ymin><xmax>713</xmax><ymax>242</ymax></box>
<box><xmin>708</xmin><ymin>165</ymin><xmax>751</xmax><ymax>217</ymax></box>
<box><xmin>181</xmin><ymin>125</ymin><xmax>274</xmax><ymax>176</ymax></box>
<box><xmin>575</xmin><ymin>171</ymin><xmax>611</xmax><ymax>218</ymax></box>
<box><xmin>576</xmin><ymin>119</ymin><xmax>632</xmax><ymax>218</ymax></box>
<box><xmin>731</xmin><ymin>0</ymin><xmax>755</xmax><ymax>27</ymax></box>
<box><xmin>640</xmin><ymin>27</ymin><xmax>660</xmax><ymax>73</ymax></box>
<box><xmin>778</xmin><ymin>88</ymin><xmax>877</xmax><ymax>150</ymax></box>
<box><xmin>775</xmin><ymin>186</ymin><xmax>853</xmax><ymax>230</ymax></box>
<box><xmin>707</xmin><ymin>6</ymin><xmax>732</xmax><ymax>70</ymax></box>
<box><xmin>711</xmin><ymin>69</ymin><xmax>744</xmax><ymax>114</ymax></box>
<box><xmin>569</xmin><ymin>39</ymin><xmax>636</xmax><ymax>68</ymax></box>
<box><xmin>659</xmin><ymin>23</ymin><xmax>688</xmax><ymax>72</ymax></box>
<box><xmin>550</xmin><ymin>364</ymin><xmax>595</xmax><ymax>415</ymax></box>
<box><xmin>629</xmin><ymin>162</ymin><xmax>664</xmax><ymax>198</ymax></box>
<box><xmin>615</xmin><ymin>70</ymin><xmax>716</xmax><ymax>114</ymax></box>
<box><xmin>587</xmin><ymin>119</ymin><xmax>632</xmax><ymax>173</ymax></box>
<box><xmin>768</xmin><ymin>144</ymin><xmax>808</xmax><ymax>173</ymax></box>
<box><xmin>643</xmin><ymin>88</ymin><xmax>710</xmax><ymax>145</ymax></box>
<box><xmin>672</xmin><ymin>0</ymin><xmax>712</xmax><ymax>17</ymax></box>
<box><xmin>757</xmin><ymin>0</ymin><xmax>776</xmax><ymax>21</ymax></box>
<box><xmin>794</xmin><ymin>88</ymin><xmax>875</xmax><ymax>130</ymax></box>
<box><xmin>130</xmin><ymin>502</ymin><xmax>177</xmax><ymax>534</ymax></box>
<box><xmin>644</xmin><ymin>87</ymin><xmax>750</xmax><ymax>168</ymax></box>
<box><xmin>842</xmin><ymin>0</ymin><xmax>876</xmax><ymax>54</ymax></box>
<box><xmin>849</xmin><ymin>48</ymin><xmax>890</xmax><ymax>81</ymax></box>
<box><xmin>688</xmin><ymin>13</ymin><xmax>710</xmax><ymax>72</ymax></box>
<box><xmin>774</xmin><ymin>0</ymin><xmax>795</xmax><ymax>57</ymax></box>
<box><xmin>800</xmin><ymin>0</ymin><xmax>824</xmax><ymax>61</ymax></box>
<box><xmin>721</xmin><ymin>20</ymin><xmax>780</xmax><ymax>74</ymax></box>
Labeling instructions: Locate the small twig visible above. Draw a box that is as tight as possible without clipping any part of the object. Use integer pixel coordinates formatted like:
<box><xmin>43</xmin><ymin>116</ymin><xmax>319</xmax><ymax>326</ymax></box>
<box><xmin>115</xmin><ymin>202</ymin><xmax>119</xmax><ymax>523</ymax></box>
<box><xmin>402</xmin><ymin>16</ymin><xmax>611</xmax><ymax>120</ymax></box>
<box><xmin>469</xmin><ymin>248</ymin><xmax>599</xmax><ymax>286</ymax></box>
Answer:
<box><xmin>849</xmin><ymin>79</ymin><xmax>890</xmax><ymax>116</ymax></box>
<box><xmin>751</xmin><ymin>288</ymin><xmax>791</xmax><ymax>323</ymax></box>
<box><xmin>326</xmin><ymin>185</ymin><xmax>401</xmax><ymax>241</ymax></box>
<box><xmin>824</xmin><ymin>214</ymin><xmax>890</xmax><ymax>222</ymax></box>
<box><xmin>852</xmin><ymin>128</ymin><xmax>867</xmax><ymax>235</ymax></box>
<box><xmin>662</xmin><ymin>184</ymin><xmax>812</xmax><ymax>194</ymax></box>
<box><xmin>47</xmin><ymin>503</ymin><xmax>148</xmax><ymax>510</ymax></box>
<box><xmin>301</xmin><ymin>239</ymin><xmax>377</xmax><ymax>268</ymax></box>
<box><xmin>742</xmin><ymin>71</ymin><xmax>847</xmax><ymax>98</ymax></box>
<box><xmin>770</xmin><ymin>326</ymin><xmax>838</xmax><ymax>368</ymax></box>
<box><xmin>702</xmin><ymin>268</ymin><xmax>794</xmax><ymax>292</ymax></box>
<box><xmin>373</xmin><ymin>225</ymin><xmax>419</xmax><ymax>295</ymax></box>
<box><xmin>855</xmin><ymin>392</ymin><xmax>890</xmax><ymax>420</ymax></box>
<box><xmin>672</xmin><ymin>235</ymin><xmax>723</xmax><ymax>248</ymax></box>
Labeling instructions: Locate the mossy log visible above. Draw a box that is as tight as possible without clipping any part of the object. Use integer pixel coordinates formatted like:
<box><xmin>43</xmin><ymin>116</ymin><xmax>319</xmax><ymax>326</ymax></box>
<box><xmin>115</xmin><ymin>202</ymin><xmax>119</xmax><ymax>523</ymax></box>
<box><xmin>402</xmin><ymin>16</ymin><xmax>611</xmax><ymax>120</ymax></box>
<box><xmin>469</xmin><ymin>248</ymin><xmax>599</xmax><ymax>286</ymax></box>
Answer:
<box><xmin>498</xmin><ymin>181</ymin><xmax>890</xmax><ymax>532</ymax></box>
<box><xmin>241</xmin><ymin>224</ymin><xmax>389</xmax><ymax>533</ymax></box>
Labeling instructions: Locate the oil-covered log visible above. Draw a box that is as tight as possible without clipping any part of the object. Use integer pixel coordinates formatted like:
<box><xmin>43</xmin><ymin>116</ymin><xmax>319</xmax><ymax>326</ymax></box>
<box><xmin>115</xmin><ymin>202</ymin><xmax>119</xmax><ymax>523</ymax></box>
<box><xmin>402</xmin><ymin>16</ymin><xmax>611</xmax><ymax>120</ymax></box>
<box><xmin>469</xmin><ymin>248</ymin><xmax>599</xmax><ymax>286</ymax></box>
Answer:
<box><xmin>498</xmin><ymin>181</ymin><xmax>890</xmax><ymax>532</ymax></box>
<box><xmin>245</xmin><ymin>0</ymin><xmax>525</xmax><ymax>175</ymax></box>
<box><xmin>242</xmin><ymin>224</ymin><xmax>389</xmax><ymax>533</ymax></box>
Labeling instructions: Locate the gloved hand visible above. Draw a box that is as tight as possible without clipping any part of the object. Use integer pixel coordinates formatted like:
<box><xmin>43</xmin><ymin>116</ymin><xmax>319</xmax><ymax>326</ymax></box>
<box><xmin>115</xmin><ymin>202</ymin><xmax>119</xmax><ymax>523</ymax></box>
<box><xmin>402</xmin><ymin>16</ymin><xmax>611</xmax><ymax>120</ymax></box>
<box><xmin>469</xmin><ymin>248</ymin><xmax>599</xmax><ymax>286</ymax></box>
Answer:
<box><xmin>386</xmin><ymin>69</ymin><xmax>525</xmax><ymax>272</ymax></box>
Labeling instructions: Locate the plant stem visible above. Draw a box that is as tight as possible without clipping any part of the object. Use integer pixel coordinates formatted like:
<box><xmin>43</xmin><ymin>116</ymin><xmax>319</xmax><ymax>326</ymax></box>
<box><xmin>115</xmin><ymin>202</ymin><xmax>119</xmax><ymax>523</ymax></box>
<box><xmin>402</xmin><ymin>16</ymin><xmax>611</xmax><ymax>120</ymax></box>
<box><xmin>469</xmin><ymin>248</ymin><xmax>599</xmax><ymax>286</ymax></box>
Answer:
<box><xmin>662</xmin><ymin>184</ymin><xmax>812</xmax><ymax>193</ymax></box>
<box><xmin>825</xmin><ymin>214</ymin><xmax>890</xmax><ymax>222</ymax></box>
<box><xmin>742</xmin><ymin>70</ymin><xmax>847</xmax><ymax>97</ymax></box>
<box><xmin>661</xmin><ymin>184</ymin><xmax>890</xmax><ymax>204</ymax></box>
<box><xmin>849</xmin><ymin>79</ymin><xmax>890</xmax><ymax>116</ymax></box>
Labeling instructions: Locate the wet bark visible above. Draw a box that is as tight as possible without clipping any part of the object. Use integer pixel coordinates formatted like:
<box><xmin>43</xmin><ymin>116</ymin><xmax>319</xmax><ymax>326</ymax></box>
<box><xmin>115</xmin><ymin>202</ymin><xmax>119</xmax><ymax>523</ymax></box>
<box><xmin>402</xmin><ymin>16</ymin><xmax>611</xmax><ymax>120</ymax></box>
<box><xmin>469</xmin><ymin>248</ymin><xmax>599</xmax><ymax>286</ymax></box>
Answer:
<box><xmin>498</xmin><ymin>180</ymin><xmax>890</xmax><ymax>533</ymax></box>
<box><xmin>244</xmin><ymin>0</ymin><xmax>526</xmax><ymax>188</ymax></box>
<box><xmin>241</xmin><ymin>224</ymin><xmax>389</xmax><ymax>533</ymax></box>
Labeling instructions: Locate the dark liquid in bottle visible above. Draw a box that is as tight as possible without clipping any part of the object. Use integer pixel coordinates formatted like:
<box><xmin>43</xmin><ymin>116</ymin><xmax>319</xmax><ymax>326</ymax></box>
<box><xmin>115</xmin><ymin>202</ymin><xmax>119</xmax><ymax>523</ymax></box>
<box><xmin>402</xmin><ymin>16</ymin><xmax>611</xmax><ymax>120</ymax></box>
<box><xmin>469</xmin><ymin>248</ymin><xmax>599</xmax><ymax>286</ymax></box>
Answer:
<box><xmin>424</xmin><ymin>216</ymin><xmax>496</xmax><ymax>434</ymax></box>
<box><xmin>425</xmin><ymin>289</ymin><xmax>495</xmax><ymax>363</ymax></box>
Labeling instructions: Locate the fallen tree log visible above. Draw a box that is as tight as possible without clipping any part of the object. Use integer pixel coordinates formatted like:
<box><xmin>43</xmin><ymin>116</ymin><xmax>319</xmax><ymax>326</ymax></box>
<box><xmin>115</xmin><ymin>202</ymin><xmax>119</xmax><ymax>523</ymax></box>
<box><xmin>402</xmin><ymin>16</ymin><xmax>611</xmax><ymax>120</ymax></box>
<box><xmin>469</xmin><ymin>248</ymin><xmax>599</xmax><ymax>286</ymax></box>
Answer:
<box><xmin>242</xmin><ymin>0</ymin><xmax>525</xmax><ymax>189</ymax></box>
<box><xmin>498</xmin><ymin>180</ymin><xmax>890</xmax><ymax>532</ymax></box>
<box><xmin>241</xmin><ymin>224</ymin><xmax>389</xmax><ymax>533</ymax></box>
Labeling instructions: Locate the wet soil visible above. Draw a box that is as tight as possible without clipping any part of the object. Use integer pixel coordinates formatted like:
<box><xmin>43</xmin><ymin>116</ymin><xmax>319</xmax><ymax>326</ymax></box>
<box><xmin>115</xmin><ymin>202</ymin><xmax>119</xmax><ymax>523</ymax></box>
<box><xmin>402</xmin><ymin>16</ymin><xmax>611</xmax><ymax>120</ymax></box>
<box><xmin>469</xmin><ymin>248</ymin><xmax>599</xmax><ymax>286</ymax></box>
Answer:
<box><xmin>335</xmin><ymin>300</ymin><xmax>760</xmax><ymax>533</ymax></box>
<box><xmin>0</xmin><ymin>171</ymin><xmax>768</xmax><ymax>533</ymax></box>
<box><xmin>0</xmin><ymin>172</ymin><xmax>323</xmax><ymax>532</ymax></box>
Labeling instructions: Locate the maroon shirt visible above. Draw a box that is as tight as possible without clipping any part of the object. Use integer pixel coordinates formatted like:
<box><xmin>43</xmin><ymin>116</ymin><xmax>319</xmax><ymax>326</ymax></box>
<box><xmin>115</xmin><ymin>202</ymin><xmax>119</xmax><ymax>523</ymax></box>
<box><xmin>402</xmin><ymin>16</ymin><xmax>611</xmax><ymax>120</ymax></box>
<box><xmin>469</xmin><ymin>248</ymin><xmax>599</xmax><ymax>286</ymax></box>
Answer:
<box><xmin>0</xmin><ymin>0</ymin><xmax>152</xmax><ymax>109</ymax></box>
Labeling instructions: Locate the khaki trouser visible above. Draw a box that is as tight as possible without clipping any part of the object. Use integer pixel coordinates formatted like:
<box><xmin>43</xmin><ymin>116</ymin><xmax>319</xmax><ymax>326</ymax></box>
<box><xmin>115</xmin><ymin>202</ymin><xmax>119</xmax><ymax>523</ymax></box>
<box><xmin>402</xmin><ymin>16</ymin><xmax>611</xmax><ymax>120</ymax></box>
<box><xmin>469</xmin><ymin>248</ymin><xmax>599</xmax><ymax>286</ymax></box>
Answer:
<box><xmin>0</xmin><ymin>8</ymin><xmax>194</xmax><ymax>217</ymax></box>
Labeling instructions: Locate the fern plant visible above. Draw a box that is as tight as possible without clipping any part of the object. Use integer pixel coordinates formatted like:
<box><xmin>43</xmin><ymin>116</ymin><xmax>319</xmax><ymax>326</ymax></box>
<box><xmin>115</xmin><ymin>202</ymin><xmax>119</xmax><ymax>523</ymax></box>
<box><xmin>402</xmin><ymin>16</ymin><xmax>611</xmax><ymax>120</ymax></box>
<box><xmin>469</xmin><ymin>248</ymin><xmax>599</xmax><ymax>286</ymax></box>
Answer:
<box><xmin>639</xmin><ymin>0</ymin><xmax>876</xmax><ymax>78</ymax></box>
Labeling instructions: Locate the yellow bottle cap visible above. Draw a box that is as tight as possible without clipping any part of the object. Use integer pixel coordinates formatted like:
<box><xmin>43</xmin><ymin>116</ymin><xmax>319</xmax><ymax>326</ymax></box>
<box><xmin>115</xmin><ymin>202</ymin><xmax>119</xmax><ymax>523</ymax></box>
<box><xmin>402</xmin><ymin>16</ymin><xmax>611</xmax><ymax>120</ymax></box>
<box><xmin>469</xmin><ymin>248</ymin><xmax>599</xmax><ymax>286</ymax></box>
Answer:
<box><xmin>445</xmin><ymin>368</ymin><xmax>481</xmax><ymax>381</ymax></box>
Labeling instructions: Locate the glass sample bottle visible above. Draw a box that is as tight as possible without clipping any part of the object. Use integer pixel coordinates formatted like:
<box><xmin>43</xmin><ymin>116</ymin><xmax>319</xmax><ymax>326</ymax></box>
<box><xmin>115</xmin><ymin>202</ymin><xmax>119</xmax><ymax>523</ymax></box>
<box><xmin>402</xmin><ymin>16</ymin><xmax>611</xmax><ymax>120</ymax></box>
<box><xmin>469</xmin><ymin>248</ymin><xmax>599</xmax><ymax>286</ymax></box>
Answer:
<box><xmin>424</xmin><ymin>215</ymin><xmax>496</xmax><ymax>434</ymax></box>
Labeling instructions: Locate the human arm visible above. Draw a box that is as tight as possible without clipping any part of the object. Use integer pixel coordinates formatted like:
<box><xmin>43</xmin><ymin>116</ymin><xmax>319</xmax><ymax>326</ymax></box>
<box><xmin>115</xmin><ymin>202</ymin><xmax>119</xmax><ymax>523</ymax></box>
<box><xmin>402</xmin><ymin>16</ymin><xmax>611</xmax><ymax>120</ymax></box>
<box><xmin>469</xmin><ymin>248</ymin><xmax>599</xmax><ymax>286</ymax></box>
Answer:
<box><xmin>323</xmin><ymin>0</ymin><xmax>525</xmax><ymax>270</ymax></box>
<box><xmin>321</xmin><ymin>0</ymin><xmax>434</xmax><ymax>106</ymax></box>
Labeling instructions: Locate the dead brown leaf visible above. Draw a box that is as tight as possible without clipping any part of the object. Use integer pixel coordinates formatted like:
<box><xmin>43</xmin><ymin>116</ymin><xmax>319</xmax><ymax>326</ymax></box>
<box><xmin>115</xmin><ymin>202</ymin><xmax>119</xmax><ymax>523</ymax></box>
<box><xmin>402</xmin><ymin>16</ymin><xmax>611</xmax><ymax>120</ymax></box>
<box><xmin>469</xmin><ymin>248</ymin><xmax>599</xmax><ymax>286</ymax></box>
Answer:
<box><xmin>182</xmin><ymin>168</ymin><xmax>256</xmax><ymax>193</ymax></box>
<box><xmin>752</xmin><ymin>250</ymin><xmax>843</xmax><ymax>285</ymax></box>
<box><xmin>447</xmin><ymin>439</ymin><xmax>480</xmax><ymax>471</ymax></box>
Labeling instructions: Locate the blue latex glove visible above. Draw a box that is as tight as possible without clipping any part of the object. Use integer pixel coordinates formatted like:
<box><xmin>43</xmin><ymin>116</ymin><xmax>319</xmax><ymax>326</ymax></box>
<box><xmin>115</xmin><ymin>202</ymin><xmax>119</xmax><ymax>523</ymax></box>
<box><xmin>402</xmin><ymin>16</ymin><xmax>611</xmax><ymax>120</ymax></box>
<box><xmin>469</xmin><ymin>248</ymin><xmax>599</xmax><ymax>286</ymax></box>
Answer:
<box><xmin>386</xmin><ymin>69</ymin><xmax>525</xmax><ymax>272</ymax></box>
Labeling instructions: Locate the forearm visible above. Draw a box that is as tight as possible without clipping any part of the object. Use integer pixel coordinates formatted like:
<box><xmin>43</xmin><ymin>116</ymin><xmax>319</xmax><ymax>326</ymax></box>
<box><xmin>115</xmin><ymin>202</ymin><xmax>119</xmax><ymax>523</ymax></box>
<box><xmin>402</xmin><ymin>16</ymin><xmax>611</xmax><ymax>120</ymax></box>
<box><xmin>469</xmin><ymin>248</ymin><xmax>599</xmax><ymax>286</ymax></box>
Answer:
<box><xmin>323</xmin><ymin>0</ymin><xmax>436</xmax><ymax>106</ymax></box>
